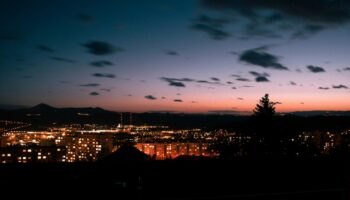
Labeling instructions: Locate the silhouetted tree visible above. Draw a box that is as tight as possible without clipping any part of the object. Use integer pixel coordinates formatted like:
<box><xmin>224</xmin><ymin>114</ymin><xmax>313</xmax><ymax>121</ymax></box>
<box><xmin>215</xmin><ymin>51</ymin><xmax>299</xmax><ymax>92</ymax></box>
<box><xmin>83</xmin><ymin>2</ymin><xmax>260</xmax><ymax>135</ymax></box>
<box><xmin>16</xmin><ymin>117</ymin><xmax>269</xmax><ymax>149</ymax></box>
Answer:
<box><xmin>252</xmin><ymin>94</ymin><xmax>280</xmax><ymax>156</ymax></box>
<box><xmin>253</xmin><ymin>94</ymin><xmax>276</xmax><ymax>118</ymax></box>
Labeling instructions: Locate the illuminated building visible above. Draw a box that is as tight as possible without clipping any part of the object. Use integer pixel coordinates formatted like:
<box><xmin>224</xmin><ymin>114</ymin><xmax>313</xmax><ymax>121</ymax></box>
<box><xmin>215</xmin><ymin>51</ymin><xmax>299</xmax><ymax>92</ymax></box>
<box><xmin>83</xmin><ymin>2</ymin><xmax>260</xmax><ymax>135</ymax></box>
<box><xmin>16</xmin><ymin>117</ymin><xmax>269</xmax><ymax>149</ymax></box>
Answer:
<box><xmin>135</xmin><ymin>143</ymin><xmax>216</xmax><ymax>160</ymax></box>
<box><xmin>0</xmin><ymin>145</ymin><xmax>67</xmax><ymax>163</ymax></box>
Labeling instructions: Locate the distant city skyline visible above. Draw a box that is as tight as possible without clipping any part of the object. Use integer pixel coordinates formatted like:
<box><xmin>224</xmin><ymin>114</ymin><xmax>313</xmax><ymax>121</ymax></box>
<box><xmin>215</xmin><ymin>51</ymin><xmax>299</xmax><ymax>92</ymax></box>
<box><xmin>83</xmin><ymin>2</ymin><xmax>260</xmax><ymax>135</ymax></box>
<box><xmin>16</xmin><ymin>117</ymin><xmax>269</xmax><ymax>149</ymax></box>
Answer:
<box><xmin>1</xmin><ymin>0</ymin><xmax>350</xmax><ymax>113</ymax></box>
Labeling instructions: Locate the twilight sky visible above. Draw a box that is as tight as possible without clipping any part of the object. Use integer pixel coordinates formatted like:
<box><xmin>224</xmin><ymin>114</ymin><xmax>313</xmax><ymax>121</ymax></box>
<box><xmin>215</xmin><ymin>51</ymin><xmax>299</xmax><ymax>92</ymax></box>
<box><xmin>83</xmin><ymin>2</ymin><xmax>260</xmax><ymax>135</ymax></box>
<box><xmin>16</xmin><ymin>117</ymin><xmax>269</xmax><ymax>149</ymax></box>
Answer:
<box><xmin>0</xmin><ymin>0</ymin><xmax>350</xmax><ymax>113</ymax></box>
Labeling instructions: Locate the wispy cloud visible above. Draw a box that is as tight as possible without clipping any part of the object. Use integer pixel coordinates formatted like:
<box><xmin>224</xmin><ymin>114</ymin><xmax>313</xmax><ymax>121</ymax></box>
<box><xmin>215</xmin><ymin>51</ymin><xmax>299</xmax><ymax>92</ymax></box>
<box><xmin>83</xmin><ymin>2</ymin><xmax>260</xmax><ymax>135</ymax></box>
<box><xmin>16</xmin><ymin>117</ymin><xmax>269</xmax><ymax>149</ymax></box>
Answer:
<box><xmin>90</xmin><ymin>60</ymin><xmax>114</xmax><ymax>67</ymax></box>
<box><xmin>210</xmin><ymin>77</ymin><xmax>220</xmax><ymax>81</ymax></box>
<box><xmin>160</xmin><ymin>77</ymin><xmax>222</xmax><ymax>88</ymax></box>
<box><xmin>37</xmin><ymin>45</ymin><xmax>55</xmax><ymax>53</ymax></box>
<box><xmin>318</xmin><ymin>87</ymin><xmax>330</xmax><ymax>90</ymax></box>
<box><xmin>191</xmin><ymin>15</ymin><xmax>230</xmax><ymax>40</ymax></box>
<box><xmin>51</xmin><ymin>57</ymin><xmax>76</xmax><ymax>63</ymax></box>
<box><xmin>236</xmin><ymin>78</ymin><xmax>251</xmax><ymax>82</ymax></box>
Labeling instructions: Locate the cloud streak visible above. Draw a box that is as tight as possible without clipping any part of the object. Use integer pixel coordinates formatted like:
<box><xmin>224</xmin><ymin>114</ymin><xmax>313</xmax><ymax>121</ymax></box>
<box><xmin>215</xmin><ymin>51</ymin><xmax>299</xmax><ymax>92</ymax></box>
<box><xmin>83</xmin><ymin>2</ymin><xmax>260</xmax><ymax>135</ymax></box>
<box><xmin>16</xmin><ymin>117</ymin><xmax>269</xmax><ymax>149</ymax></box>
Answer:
<box><xmin>90</xmin><ymin>60</ymin><xmax>114</xmax><ymax>67</ymax></box>
<box><xmin>37</xmin><ymin>45</ymin><xmax>55</xmax><ymax>53</ymax></box>
<box><xmin>191</xmin><ymin>15</ymin><xmax>230</xmax><ymax>40</ymax></box>
<box><xmin>92</xmin><ymin>73</ymin><xmax>116</xmax><ymax>78</ymax></box>
<box><xmin>51</xmin><ymin>57</ymin><xmax>76</xmax><ymax>63</ymax></box>
<box><xmin>80</xmin><ymin>83</ymin><xmax>100</xmax><ymax>87</ymax></box>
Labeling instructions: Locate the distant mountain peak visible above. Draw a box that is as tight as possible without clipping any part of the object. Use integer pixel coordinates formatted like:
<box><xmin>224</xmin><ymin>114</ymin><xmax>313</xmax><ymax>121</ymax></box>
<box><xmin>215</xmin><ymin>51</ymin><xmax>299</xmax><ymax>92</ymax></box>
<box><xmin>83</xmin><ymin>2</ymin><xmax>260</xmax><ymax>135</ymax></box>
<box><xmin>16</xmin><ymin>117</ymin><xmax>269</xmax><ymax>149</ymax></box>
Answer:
<box><xmin>31</xmin><ymin>103</ymin><xmax>56</xmax><ymax>111</ymax></box>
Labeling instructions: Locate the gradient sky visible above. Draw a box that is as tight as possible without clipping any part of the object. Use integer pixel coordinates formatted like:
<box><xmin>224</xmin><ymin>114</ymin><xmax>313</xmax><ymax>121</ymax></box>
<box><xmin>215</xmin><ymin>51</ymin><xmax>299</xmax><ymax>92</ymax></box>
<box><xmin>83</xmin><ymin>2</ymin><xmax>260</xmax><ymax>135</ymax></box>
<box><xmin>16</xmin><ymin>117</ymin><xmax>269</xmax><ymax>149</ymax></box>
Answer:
<box><xmin>0</xmin><ymin>0</ymin><xmax>350</xmax><ymax>113</ymax></box>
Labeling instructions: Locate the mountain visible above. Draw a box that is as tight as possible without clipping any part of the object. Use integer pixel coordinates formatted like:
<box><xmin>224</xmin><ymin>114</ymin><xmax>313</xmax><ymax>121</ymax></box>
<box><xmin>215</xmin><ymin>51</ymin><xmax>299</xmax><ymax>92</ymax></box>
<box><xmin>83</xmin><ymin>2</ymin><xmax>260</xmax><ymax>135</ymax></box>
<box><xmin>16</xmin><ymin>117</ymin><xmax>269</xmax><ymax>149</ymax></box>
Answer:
<box><xmin>287</xmin><ymin>110</ymin><xmax>350</xmax><ymax>117</ymax></box>
<box><xmin>0</xmin><ymin>103</ymin><xmax>119</xmax><ymax>125</ymax></box>
<box><xmin>28</xmin><ymin>103</ymin><xmax>56</xmax><ymax>112</ymax></box>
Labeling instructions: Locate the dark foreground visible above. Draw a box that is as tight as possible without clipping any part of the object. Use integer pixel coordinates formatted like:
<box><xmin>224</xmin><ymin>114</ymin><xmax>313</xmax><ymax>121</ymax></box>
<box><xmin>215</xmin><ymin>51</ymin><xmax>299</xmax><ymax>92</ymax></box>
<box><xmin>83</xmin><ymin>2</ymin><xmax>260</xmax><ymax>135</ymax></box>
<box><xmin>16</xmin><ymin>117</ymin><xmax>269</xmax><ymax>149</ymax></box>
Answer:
<box><xmin>0</xmin><ymin>159</ymin><xmax>348</xmax><ymax>200</ymax></box>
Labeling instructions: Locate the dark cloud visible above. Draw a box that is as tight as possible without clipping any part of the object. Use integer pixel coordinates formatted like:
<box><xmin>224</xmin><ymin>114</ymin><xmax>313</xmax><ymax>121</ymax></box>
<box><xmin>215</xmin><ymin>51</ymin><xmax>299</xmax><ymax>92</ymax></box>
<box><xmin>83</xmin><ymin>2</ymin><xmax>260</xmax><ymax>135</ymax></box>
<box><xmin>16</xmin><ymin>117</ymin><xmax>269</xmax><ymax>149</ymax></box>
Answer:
<box><xmin>241</xmin><ymin>85</ymin><xmax>253</xmax><ymax>88</ymax></box>
<box><xmin>83</xmin><ymin>41</ymin><xmax>123</xmax><ymax>55</ymax></box>
<box><xmin>90</xmin><ymin>92</ymin><xmax>99</xmax><ymax>96</ymax></box>
<box><xmin>343</xmin><ymin>67</ymin><xmax>350</xmax><ymax>71</ymax></box>
<box><xmin>231</xmin><ymin>87</ymin><xmax>237</xmax><ymax>89</ymax></box>
<box><xmin>237</xmin><ymin>97</ymin><xmax>244</xmax><ymax>100</ymax></box>
<box><xmin>240</xmin><ymin>47</ymin><xmax>288</xmax><ymax>70</ymax></box>
<box><xmin>200</xmin><ymin>0</ymin><xmax>350</xmax><ymax>39</ymax></box>
<box><xmin>90</xmin><ymin>60</ymin><xmax>114</xmax><ymax>67</ymax></box>
<box><xmin>236</xmin><ymin>78</ymin><xmax>250</xmax><ymax>82</ymax></box>
<box><xmin>173</xmin><ymin>99</ymin><xmax>183</xmax><ymax>102</ymax></box>
<box><xmin>191</xmin><ymin>15</ymin><xmax>230</xmax><ymax>40</ymax></box>
<box><xmin>191</xmin><ymin>101</ymin><xmax>197</xmax><ymax>103</ymax></box>
<box><xmin>161</xmin><ymin>97</ymin><xmax>166</xmax><ymax>99</ymax></box>
<box><xmin>160</xmin><ymin>77</ymin><xmax>187</xmax><ymax>87</ymax></box>
<box><xmin>249</xmin><ymin>71</ymin><xmax>270</xmax><ymax>82</ymax></box>
<box><xmin>249</xmin><ymin>71</ymin><xmax>269</xmax><ymax>77</ymax></box>
<box><xmin>332</xmin><ymin>84</ymin><xmax>348</xmax><ymax>89</ymax></box>
<box><xmin>37</xmin><ymin>45</ymin><xmax>55</xmax><ymax>53</ymax></box>
<box><xmin>307</xmin><ymin>65</ymin><xmax>326</xmax><ymax>73</ymax></box>
<box><xmin>165</xmin><ymin>50</ymin><xmax>179</xmax><ymax>56</ymax></box>
<box><xmin>226</xmin><ymin>81</ymin><xmax>234</xmax><ymax>84</ymax></box>
<box><xmin>92</xmin><ymin>73</ymin><xmax>116</xmax><ymax>78</ymax></box>
<box><xmin>318</xmin><ymin>87</ymin><xmax>330</xmax><ymax>90</ymax></box>
<box><xmin>51</xmin><ymin>57</ymin><xmax>76</xmax><ymax>63</ymax></box>
<box><xmin>255</xmin><ymin>76</ymin><xmax>270</xmax><ymax>82</ymax></box>
<box><xmin>196</xmin><ymin>80</ymin><xmax>210</xmax><ymax>84</ymax></box>
<box><xmin>78</xmin><ymin>13</ymin><xmax>94</xmax><ymax>23</ymax></box>
<box><xmin>169</xmin><ymin>81</ymin><xmax>186</xmax><ymax>87</ymax></box>
<box><xmin>290</xmin><ymin>81</ymin><xmax>297</xmax><ymax>86</ymax></box>
<box><xmin>127</xmin><ymin>94</ymin><xmax>132</xmax><ymax>97</ymax></box>
<box><xmin>79</xmin><ymin>83</ymin><xmax>100</xmax><ymax>87</ymax></box>
<box><xmin>210</xmin><ymin>77</ymin><xmax>220</xmax><ymax>81</ymax></box>
<box><xmin>145</xmin><ymin>95</ymin><xmax>157</xmax><ymax>100</ymax></box>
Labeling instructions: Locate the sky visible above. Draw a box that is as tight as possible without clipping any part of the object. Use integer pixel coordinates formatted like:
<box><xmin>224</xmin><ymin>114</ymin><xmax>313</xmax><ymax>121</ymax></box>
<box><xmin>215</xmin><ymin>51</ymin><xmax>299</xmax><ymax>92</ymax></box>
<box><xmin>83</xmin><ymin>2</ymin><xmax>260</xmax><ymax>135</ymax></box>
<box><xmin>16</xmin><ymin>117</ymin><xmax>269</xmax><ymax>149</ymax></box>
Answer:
<box><xmin>0</xmin><ymin>0</ymin><xmax>350</xmax><ymax>113</ymax></box>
